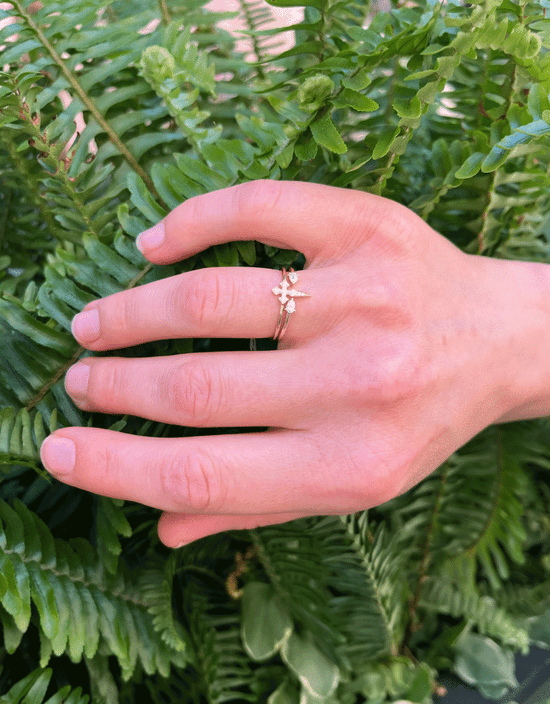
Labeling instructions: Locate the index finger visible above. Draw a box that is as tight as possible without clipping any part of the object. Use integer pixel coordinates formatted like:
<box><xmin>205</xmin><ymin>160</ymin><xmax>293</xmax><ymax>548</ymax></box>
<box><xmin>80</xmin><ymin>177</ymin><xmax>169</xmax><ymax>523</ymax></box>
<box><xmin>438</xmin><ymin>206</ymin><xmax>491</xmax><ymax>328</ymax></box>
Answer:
<box><xmin>136</xmin><ymin>180</ymin><xmax>393</xmax><ymax>264</ymax></box>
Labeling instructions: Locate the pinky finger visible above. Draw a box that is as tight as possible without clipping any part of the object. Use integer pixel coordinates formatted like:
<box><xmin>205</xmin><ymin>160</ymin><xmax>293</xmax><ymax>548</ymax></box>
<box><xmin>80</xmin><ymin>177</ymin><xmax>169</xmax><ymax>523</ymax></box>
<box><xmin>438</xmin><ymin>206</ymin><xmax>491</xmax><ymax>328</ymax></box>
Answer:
<box><xmin>158</xmin><ymin>510</ymin><xmax>311</xmax><ymax>548</ymax></box>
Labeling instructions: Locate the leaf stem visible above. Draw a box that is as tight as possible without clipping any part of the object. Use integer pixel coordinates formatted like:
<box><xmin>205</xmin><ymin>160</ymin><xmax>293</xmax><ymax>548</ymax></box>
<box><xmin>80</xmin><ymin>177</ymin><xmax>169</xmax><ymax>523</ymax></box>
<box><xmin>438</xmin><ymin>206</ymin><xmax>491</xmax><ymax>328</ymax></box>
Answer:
<box><xmin>11</xmin><ymin>0</ymin><xmax>162</xmax><ymax>202</ymax></box>
<box><xmin>158</xmin><ymin>0</ymin><xmax>171</xmax><ymax>26</ymax></box>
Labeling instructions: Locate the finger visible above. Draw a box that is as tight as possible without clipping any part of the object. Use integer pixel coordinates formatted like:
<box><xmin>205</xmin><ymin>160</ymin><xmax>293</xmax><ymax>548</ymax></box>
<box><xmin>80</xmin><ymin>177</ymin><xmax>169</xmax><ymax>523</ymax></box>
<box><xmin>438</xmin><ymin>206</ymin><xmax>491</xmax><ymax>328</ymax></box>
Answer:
<box><xmin>157</xmin><ymin>511</ymin><xmax>310</xmax><ymax>548</ymax></box>
<box><xmin>71</xmin><ymin>266</ymin><xmax>320</xmax><ymax>350</ymax></box>
<box><xmin>136</xmin><ymin>180</ymin><xmax>395</xmax><ymax>264</ymax></box>
<box><xmin>64</xmin><ymin>349</ymin><xmax>321</xmax><ymax>429</ymax></box>
<box><xmin>39</xmin><ymin>427</ymin><xmax>388</xmax><ymax>516</ymax></box>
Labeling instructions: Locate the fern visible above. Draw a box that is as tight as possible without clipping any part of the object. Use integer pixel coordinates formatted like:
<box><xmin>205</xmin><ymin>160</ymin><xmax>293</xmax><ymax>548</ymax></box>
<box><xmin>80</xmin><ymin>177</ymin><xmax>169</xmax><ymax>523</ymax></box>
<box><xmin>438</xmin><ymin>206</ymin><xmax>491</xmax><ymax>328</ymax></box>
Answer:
<box><xmin>0</xmin><ymin>667</ymin><xmax>89</xmax><ymax>704</ymax></box>
<box><xmin>0</xmin><ymin>499</ymin><xmax>187</xmax><ymax>679</ymax></box>
<box><xmin>95</xmin><ymin>496</ymin><xmax>132</xmax><ymax>575</ymax></box>
<box><xmin>182</xmin><ymin>573</ymin><xmax>256</xmax><ymax>703</ymax></box>
<box><xmin>418</xmin><ymin>576</ymin><xmax>531</xmax><ymax>653</ymax></box>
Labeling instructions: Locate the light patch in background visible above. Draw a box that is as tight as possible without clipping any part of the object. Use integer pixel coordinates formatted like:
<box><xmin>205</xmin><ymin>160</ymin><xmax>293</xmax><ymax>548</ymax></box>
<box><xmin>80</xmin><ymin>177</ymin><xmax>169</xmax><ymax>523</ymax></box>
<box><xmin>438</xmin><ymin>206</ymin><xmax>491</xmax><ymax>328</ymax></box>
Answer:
<box><xmin>205</xmin><ymin>0</ymin><xmax>303</xmax><ymax>56</ymax></box>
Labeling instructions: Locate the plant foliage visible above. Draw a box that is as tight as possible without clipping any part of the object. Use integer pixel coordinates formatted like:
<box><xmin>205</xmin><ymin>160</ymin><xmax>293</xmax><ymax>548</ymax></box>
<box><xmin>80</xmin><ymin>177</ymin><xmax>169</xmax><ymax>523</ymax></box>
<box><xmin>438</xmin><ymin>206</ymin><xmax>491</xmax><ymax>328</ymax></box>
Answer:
<box><xmin>1</xmin><ymin>0</ymin><xmax>550</xmax><ymax>701</ymax></box>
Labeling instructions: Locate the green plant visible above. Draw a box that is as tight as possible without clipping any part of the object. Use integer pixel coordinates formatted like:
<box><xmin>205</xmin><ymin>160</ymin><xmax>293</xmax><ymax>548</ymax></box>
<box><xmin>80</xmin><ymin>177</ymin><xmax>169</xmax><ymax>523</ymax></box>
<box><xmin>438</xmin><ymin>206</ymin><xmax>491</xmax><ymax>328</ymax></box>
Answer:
<box><xmin>1</xmin><ymin>0</ymin><xmax>550</xmax><ymax>701</ymax></box>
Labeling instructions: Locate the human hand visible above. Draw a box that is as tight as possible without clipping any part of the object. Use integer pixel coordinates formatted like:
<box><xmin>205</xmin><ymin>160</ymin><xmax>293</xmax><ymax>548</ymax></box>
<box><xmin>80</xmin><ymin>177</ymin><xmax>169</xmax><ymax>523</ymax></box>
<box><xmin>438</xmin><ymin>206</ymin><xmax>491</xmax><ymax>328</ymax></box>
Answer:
<box><xmin>39</xmin><ymin>181</ymin><xmax>550</xmax><ymax>547</ymax></box>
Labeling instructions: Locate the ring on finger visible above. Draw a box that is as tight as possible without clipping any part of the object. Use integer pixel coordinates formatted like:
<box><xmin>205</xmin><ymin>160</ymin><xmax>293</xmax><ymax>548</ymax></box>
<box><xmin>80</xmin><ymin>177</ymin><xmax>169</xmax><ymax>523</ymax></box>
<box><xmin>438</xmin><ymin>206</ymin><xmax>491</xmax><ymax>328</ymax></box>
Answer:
<box><xmin>272</xmin><ymin>267</ymin><xmax>311</xmax><ymax>341</ymax></box>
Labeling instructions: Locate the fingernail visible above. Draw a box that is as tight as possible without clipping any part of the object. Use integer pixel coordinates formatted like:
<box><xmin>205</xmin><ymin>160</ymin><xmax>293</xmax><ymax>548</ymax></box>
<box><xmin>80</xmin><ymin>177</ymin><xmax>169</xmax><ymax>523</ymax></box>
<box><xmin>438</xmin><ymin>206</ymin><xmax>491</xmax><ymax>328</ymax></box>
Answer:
<box><xmin>65</xmin><ymin>362</ymin><xmax>90</xmax><ymax>401</ymax></box>
<box><xmin>40</xmin><ymin>436</ymin><xmax>76</xmax><ymax>476</ymax></box>
<box><xmin>72</xmin><ymin>309</ymin><xmax>100</xmax><ymax>343</ymax></box>
<box><xmin>136</xmin><ymin>221</ymin><xmax>165</xmax><ymax>253</ymax></box>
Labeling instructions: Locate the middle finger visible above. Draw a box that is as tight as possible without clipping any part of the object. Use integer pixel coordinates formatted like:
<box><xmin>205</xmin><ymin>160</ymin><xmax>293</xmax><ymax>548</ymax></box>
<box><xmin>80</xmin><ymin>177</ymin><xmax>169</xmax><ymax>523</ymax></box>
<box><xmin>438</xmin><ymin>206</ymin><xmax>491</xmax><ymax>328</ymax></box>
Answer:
<box><xmin>64</xmin><ymin>349</ymin><xmax>318</xmax><ymax>429</ymax></box>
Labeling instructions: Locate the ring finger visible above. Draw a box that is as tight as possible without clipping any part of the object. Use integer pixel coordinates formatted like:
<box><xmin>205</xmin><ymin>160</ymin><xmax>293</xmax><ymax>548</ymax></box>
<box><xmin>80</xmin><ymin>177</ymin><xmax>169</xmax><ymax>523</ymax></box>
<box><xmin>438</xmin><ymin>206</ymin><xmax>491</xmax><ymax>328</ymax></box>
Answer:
<box><xmin>71</xmin><ymin>266</ymin><xmax>323</xmax><ymax>351</ymax></box>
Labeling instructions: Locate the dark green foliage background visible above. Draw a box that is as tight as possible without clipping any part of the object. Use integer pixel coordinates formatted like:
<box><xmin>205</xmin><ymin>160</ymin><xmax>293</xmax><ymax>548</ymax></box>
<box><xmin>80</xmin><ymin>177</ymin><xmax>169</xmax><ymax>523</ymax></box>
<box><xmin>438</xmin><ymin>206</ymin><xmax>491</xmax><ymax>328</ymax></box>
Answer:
<box><xmin>2</xmin><ymin>0</ymin><xmax>550</xmax><ymax>702</ymax></box>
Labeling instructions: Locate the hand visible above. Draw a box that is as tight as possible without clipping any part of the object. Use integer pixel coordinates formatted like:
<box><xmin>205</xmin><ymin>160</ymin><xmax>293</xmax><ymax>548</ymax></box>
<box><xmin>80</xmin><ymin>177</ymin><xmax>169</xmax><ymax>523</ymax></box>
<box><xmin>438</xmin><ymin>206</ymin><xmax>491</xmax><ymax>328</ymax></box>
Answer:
<box><xmin>39</xmin><ymin>180</ymin><xmax>549</xmax><ymax>547</ymax></box>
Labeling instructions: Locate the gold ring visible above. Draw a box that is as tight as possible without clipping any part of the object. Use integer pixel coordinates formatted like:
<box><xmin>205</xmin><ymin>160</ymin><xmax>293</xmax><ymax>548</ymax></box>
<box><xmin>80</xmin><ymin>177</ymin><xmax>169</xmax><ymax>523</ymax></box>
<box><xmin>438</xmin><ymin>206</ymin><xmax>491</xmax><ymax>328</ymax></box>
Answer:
<box><xmin>271</xmin><ymin>267</ymin><xmax>311</xmax><ymax>341</ymax></box>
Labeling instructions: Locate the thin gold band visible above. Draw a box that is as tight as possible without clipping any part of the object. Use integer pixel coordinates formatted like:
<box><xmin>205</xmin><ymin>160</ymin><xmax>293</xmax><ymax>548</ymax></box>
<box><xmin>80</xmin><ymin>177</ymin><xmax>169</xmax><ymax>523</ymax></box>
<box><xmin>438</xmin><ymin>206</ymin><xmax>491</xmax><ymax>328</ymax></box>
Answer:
<box><xmin>272</xmin><ymin>267</ymin><xmax>311</xmax><ymax>342</ymax></box>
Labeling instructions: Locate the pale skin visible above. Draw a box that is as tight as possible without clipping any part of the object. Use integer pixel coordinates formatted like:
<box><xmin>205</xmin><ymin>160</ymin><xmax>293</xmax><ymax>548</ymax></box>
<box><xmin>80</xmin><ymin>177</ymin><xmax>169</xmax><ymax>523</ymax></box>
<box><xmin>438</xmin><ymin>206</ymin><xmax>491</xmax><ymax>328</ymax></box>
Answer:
<box><xmin>39</xmin><ymin>180</ymin><xmax>550</xmax><ymax>547</ymax></box>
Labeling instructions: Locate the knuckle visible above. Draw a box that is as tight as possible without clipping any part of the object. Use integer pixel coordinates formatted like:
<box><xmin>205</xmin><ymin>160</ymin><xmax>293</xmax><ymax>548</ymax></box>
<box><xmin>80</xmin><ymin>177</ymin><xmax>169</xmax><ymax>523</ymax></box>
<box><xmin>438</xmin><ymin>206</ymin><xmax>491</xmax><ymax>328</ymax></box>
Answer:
<box><xmin>160</xmin><ymin>448</ymin><xmax>224</xmax><ymax>512</ymax></box>
<box><xmin>103</xmin><ymin>293</ymin><xmax>137</xmax><ymax>339</ymax></box>
<box><xmin>374</xmin><ymin>349</ymin><xmax>424</xmax><ymax>403</ymax></box>
<box><xmin>181</xmin><ymin>269</ymin><xmax>234</xmax><ymax>333</ymax></box>
<box><xmin>351</xmin><ymin>276</ymin><xmax>396</xmax><ymax>319</ymax></box>
<box><xmin>350</xmin><ymin>438</ymin><xmax>404</xmax><ymax>506</ymax></box>
<box><xmin>341</xmin><ymin>340</ymin><xmax>424</xmax><ymax>408</ymax></box>
<box><xmin>170</xmin><ymin>360</ymin><xmax>221</xmax><ymax>426</ymax></box>
<box><xmin>231</xmin><ymin>179</ymin><xmax>285</xmax><ymax>223</ymax></box>
<box><xmin>86</xmin><ymin>359</ymin><xmax>123</xmax><ymax>406</ymax></box>
<box><xmin>350</xmin><ymin>266</ymin><xmax>414</xmax><ymax>330</ymax></box>
<box><xmin>89</xmin><ymin>439</ymin><xmax>118</xmax><ymax>486</ymax></box>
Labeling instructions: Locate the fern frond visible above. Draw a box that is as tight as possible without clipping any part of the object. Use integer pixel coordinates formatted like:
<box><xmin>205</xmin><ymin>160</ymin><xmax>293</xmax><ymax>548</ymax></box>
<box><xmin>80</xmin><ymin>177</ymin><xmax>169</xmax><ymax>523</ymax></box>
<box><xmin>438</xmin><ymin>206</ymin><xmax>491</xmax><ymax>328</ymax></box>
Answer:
<box><xmin>95</xmin><ymin>497</ymin><xmax>132</xmax><ymax>575</ymax></box>
<box><xmin>83</xmin><ymin>654</ymin><xmax>118</xmax><ymax>704</ymax></box>
<box><xmin>0</xmin><ymin>0</ymin><xmax>172</xmax><ymax>246</ymax></box>
<box><xmin>329</xmin><ymin>516</ymin><xmax>409</xmax><ymax>661</ymax></box>
<box><xmin>139</xmin><ymin>552</ymin><xmax>189</xmax><ymax>654</ymax></box>
<box><xmin>251</xmin><ymin>518</ymin><xmax>344</xmax><ymax>660</ymax></box>
<box><xmin>250</xmin><ymin>514</ymin><xmax>408</xmax><ymax>671</ymax></box>
<box><xmin>0</xmin><ymin>499</ymin><xmax>188</xmax><ymax>678</ymax></box>
<box><xmin>0</xmin><ymin>406</ymin><xmax>57</xmax><ymax>476</ymax></box>
<box><xmin>380</xmin><ymin>425</ymin><xmax>537</xmax><ymax>593</ymax></box>
<box><xmin>182</xmin><ymin>574</ymin><xmax>256</xmax><ymax>703</ymax></box>
<box><xmin>419</xmin><ymin>576</ymin><xmax>530</xmax><ymax>653</ymax></box>
<box><xmin>0</xmin><ymin>667</ymin><xmax>89</xmax><ymax>704</ymax></box>
<box><xmin>140</xmin><ymin>25</ymin><xmax>222</xmax><ymax>151</ymax></box>
<box><xmin>4</xmin><ymin>0</ymin><xmax>161</xmax><ymax>190</ymax></box>
<box><xmin>0</xmin><ymin>225</ymin><xmax>175</xmax><ymax>441</ymax></box>
<box><xmin>0</xmin><ymin>288</ymin><xmax>83</xmax><ymax>426</ymax></box>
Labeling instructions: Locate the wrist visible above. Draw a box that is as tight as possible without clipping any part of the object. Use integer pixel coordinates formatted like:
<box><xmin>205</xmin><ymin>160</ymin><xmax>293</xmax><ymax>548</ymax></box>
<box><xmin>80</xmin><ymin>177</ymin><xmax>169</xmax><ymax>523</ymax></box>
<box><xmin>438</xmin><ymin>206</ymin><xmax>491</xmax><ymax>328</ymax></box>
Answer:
<box><xmin>488</xmin><ymin>257</ymin><xmax>550</xmax><ymax>423</ymax></box>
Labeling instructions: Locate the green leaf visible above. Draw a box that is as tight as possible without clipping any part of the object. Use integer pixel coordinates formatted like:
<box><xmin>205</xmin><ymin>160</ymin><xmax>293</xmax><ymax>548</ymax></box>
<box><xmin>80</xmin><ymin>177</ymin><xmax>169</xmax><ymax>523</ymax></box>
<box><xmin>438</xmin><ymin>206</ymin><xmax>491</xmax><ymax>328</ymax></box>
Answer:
<box><xmin>236</xmin><ymin>241</ymin><xmax>257</xmax><ymax>266</ymax></box>
<box><xmin>455</xmin><ymin>152</ymin><xmax>486</xmax><ymax>179</ymax></box>
<box><xmin>481</xmin><ymin>146</ymin><xmax>508</xmax><ymax>172</ymax></box>
<box><xmin>332</xmin><ymin>88</ymin><xmax>379</xmax><ymax>112</ymax></box>
<box><xmin>416</xmin><ymin>78</ymin><xmax>443</xmax><ymax>103</ymax></box>
<box><xmin>0</xmin><ymin>296</ymin><xmax>75</xmax><ymax>356</ymax></box>
<box><xmin>527</xmin><ymin>83</ymin><xmax>550</xmax><ymax>120</ymax></box>
<box><xmin>372</xmin><ymin>126</ymin><xmax>400</xmax><ymax>160</ymax></box>
<box><xmin>172</xmin><ymin>153</ymin><xmax>228</xmax><ymax>191</ymax></box>
<box><xmin>276</xmin><ymin>142</ymin><xmax>294</xmax><ymax>168</ymax></box>
<box><xmin>1</xmin><ymin>668</ymin><xmax>52</xmax><ymax>703</ymax></box>
<box><xmin>126</xmin><ymin>172</ymin><xmax>166</xmax><ymax>224</ymax></box>
<box><xmin>264</xmin><ymin>0</ymin><xmax>325</xmax><ymax>8</ymax></box>
<box><xmin>1</xmin><ymin>608</ymin><xmax>25</xmax><ymax>653</ymax></box>
<box><xmin>295</xmin><ymin>137</ymin><xmax>318</xmax><ymax>162</ymax></box>
<box><xmin>404</xmin><ymin>664</ymin><xmax>434</xmax><ymax>701</ymax></box>
<box><xmin>273</xmin><ymin>41</ymin><xmax>325</xmax><ymax>59</ymax></box>
<box><xmin>342</xmin><ymin>73</ymin><xmax>371</xmax><ymax>91</ymax></box>
<box><xmin>241</xmin><ymin>582</ymin><xmax>293</xmax><ymax>661</ymax></box>
<box><xmin>117</xmin><ymin>203</ymin><xmax>148</xmax><ymax>238</ymax></box>
<box><xmin>281</xmin><ymin>630</ymin><xmax>340</xmax><ymax>698</ymax></box>
<box><xmin>214</xmin><ymin>243</ymin><xmax>239</xmax><ymax>268</ymax></box>
<box><xmin>310</xmin><ymin>113</ymin><xmax>347</xmax><ymax>154</ymax></box>
<box><xmin>267</xmin><ymin>678</ymin><xmax>299</xmax><ymax>704</ymax></box>
<box><xmin>393</xmin><ymin>95</ymin><xmax>422</xmax><ymax>119</ymax></box>
<box><xmin>82</xmin><ymin>234</ymin><xmax>141</xmax><ymax>286</ymax></box>
<box><xmin>453</xmin><ymin>632</ymin><xmax>518</xmax><ymax>700</ymax></box>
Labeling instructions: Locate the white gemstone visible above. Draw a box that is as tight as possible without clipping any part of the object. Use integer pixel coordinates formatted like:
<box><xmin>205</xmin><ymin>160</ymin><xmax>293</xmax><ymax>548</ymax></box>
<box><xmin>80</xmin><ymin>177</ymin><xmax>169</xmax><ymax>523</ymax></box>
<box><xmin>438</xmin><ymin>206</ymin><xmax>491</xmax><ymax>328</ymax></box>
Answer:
<box><xmin>286</xmin><ymin>299</ymin><xmax>296</xmax><ymax>313</ymax></box>
<box><xmin>288</xmin><ymin>272</ymin><xmax>299</xmax><ymax>283</ymax></box>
